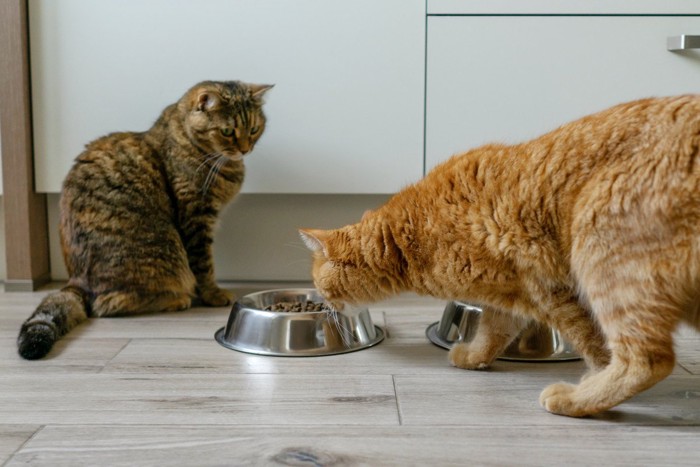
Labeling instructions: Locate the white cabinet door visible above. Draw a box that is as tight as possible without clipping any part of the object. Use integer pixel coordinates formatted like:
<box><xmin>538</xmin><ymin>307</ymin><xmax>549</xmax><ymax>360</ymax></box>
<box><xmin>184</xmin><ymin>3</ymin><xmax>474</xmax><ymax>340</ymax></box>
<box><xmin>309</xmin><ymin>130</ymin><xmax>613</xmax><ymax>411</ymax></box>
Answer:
<box><xmin>30</xmin><ymin>0</ymin><xmax>425</xmax><ymax>194</ymax></box>
<box><xmin>426</xmin><ymin>16</ymin><xmax>700</xmax><ymax>170</ymax></box>
<box><xmin>428</xmin><ymin>0</ymin><xmax>700</xmax><ymax>15</ymax></box>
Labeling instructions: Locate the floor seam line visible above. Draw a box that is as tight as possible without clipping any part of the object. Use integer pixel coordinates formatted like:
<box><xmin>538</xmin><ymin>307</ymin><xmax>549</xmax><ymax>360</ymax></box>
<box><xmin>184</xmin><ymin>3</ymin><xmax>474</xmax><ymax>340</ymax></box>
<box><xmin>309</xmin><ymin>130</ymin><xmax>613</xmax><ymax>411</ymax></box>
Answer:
<box><xmin>392</xmin><ymin>375</ymin><xmax>403</xmax><ymax>426</ymax></box>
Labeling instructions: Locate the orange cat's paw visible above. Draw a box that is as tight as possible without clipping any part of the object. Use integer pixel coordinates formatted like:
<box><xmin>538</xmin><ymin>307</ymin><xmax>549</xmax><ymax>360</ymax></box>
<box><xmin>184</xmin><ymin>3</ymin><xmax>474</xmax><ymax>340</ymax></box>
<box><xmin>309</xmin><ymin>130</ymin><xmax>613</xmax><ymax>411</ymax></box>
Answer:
<box><xmin>539</xmin><ymin>382</ymin><xmax>591</xmax><ymax>417</ymax></box>
<box><xmin>448</xmin><ymin>343</ymin><xmax>492</xmax><ymax>370</ymax></box>
<box><xmin>200</xmin><ymin>287</ymin><xmax>234</xmax><ymax>307</ymax></box>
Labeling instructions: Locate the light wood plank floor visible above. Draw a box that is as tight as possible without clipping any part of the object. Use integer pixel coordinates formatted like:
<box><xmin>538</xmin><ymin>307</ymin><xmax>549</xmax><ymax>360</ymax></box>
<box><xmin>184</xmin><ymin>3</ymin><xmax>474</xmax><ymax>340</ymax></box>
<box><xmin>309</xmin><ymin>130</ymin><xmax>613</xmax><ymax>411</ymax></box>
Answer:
<box><xmin>2</xmin><ymin>282</ymin><xmax>700</xmax><ymax>466</ymax></box>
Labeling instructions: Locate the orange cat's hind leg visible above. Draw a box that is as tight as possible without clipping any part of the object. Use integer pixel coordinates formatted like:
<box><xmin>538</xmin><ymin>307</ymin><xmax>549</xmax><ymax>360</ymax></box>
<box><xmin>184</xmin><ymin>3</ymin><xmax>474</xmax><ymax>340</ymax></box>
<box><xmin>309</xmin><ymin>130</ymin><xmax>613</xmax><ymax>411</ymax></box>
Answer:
<box><xmin>536</xmin><ymin>299</ymin><xmax>610</xmax><ymax>374</ymax></box>
<box><xmin>540</xmin><ymin>311</ymin><xmax>677</xmax><ymax>417</ymax></box>
<box><xmin>449</xmin><ymin>306</ymin><xmax>527</xmax><ymax>370</ymax></box>
<box><xmin>540</xmin><ymin>290</ymin><xmax>680</xmax><ymax>417</ymax></box>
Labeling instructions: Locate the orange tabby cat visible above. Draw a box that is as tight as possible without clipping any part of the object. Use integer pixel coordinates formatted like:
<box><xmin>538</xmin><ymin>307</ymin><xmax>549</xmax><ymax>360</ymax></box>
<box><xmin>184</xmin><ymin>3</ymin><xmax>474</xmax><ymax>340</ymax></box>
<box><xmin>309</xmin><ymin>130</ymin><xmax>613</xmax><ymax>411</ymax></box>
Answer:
<box><xmin>300</xmin><ymin>95</ymin><xmax>700</xmax><ymax>417</ymax></box>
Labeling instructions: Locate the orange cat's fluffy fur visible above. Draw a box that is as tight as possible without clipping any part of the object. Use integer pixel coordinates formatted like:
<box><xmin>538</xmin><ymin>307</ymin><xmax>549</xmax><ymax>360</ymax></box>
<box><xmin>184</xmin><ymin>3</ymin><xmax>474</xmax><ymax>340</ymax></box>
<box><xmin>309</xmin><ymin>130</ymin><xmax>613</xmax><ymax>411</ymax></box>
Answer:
<box><xmin>301</xmin><ymin>95</ymin><xmax>700</xmax><ymax>417</ymax></box>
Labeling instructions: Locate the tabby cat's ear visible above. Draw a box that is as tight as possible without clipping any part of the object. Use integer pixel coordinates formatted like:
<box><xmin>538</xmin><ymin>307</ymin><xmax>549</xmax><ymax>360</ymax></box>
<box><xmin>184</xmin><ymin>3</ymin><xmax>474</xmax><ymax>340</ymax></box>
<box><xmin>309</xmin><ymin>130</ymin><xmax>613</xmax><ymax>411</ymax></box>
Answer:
<box><xmin>195</xmin><ymin>91</ymin><xmax>221</xmax><ymax>112</ymax></box>
<box><xmin>299</xmin><ymin>229</ymin><xmax>329</xmax><ymax>256</ymax></box>
<box><xmin>250</xmin><ymin>83</ymin><xmax>274</xmax><ymax>99</ymax></box>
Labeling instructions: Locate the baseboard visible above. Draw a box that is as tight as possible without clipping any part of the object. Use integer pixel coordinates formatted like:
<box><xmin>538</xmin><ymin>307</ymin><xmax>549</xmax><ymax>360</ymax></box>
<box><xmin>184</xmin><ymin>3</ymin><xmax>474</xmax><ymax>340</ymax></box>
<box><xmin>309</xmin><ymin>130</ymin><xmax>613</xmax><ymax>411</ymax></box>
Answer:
<box><xmin>3</xmin><ymin>274</ymin><xmax>51</xmax><ymax>292</ymax></box>
<box><xmin>1</xmin><ymin>279</ymin><xmax>314</xmax><ymax>293</ymax></box>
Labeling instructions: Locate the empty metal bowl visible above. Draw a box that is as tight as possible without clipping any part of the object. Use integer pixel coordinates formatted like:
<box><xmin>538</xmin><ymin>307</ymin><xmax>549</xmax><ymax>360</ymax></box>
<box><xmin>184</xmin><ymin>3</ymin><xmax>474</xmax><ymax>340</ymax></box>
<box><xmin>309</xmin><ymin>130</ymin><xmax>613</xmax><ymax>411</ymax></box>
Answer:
<box><xmin>215</xmin><ymin>289</ymin><xmax>384</xmax><ymax>357</ymax></box>
<box><xmin>426</xmin><ymin>301</ymin><xmax>580</xmax><ymax>361</ymax></box>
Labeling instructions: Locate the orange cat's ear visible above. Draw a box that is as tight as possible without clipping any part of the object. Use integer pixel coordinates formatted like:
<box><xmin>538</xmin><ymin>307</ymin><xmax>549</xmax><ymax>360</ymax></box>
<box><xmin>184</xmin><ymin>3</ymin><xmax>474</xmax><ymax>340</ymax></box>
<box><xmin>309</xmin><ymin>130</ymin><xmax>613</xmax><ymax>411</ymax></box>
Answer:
<box><xmin>195</xmin><ymin>90</ymin><xmax>221</xmax><ymax>112</ymax></box>
<box><xmin>299</xmin><ymin>228</ymin><xmax>330</xmax><ymax>256</ymax></box>
<box><xmin>250</xmin><ymin>83</ymin><xmax>274</xmax><ymax>99</ymax></box>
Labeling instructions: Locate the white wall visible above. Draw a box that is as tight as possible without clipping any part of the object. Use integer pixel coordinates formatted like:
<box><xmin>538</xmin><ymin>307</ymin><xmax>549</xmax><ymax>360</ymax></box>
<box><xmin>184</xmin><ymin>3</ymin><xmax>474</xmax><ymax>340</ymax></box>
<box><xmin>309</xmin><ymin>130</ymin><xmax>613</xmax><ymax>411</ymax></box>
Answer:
<box><xmin>47</xmin><ymin>193</ymin><xmax>390</xmax><ymax>282</ymax></box>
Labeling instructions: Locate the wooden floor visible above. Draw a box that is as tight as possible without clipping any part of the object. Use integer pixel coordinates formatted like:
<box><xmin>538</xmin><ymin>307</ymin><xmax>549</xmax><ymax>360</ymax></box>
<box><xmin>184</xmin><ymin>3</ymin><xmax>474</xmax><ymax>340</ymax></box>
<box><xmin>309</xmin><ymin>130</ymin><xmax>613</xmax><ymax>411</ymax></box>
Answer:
<box><xmin>2</xmin><ymin>283</ymin><xmax>700</xmax><ymax>466</ymax></box>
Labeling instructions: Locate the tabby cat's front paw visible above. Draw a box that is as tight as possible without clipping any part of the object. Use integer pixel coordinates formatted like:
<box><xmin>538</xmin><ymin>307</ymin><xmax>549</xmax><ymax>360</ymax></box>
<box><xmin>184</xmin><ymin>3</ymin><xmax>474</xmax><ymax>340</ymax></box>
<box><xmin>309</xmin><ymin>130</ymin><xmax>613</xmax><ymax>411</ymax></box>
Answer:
<box><xmin>539</xmin><ymin>382</ymin><xmax>589</xmax><ymax>417</ymax></box>
<box><xmin>199</xmin><ymin>287</ymin><xmax>234</xmax><ymax>307</ymax></box>
<box><xmin>448</xmin><ymin>343</ymin><xmax>492</xmax><ymax>370</ymax></box>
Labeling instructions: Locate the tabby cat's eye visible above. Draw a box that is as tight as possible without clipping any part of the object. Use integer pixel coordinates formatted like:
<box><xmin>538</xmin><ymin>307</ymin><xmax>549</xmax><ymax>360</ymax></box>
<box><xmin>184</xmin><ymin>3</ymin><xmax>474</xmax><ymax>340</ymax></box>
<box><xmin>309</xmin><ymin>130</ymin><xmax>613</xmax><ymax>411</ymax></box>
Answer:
<box><xmin>250</xmin><ymin>126</ymin><xmax>260</xmax><ymax>135</ymax></box>
<box><xmin>220</xmin><ymin>128</ymin><xmax>234</xmax><ymax>137</ymax></box>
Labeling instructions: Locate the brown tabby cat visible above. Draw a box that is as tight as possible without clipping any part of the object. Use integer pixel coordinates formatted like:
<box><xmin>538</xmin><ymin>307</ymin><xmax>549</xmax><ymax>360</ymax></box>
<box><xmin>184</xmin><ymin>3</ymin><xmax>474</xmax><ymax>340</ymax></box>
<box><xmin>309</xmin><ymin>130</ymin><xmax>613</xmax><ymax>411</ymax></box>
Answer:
<box><xmin>301</xmin><ymin>95</ymin><xmax>700</xmax><ymax>417</ymax></box>
<box><xmin>18</xmin><ymin>80</ymin><xmax>272</xmax><ymax>360</ymax></box>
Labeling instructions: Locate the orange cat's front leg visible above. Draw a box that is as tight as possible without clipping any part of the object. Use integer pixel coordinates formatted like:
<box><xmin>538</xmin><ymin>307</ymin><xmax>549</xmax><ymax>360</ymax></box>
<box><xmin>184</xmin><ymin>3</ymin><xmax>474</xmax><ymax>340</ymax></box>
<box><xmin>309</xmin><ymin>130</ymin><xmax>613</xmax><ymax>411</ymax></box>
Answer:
<box><xmin>448</xmin><ymin>306</ymin><xmax>527</xmax><ymax>370</ymax></box>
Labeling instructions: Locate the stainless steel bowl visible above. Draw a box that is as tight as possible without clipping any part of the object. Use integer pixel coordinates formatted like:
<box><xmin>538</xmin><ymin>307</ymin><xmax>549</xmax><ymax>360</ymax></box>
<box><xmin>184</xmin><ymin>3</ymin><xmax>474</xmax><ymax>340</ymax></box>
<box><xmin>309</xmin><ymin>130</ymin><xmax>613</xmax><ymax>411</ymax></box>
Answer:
<box><xmin>215</xmin><ymin>289</ymin><xmax>384</xmax><ymax>356</ymax></box>
<box><xmin>426</xmin><ymin>301</ymin><xmax>580</xmax><ymax>361</ymax></box>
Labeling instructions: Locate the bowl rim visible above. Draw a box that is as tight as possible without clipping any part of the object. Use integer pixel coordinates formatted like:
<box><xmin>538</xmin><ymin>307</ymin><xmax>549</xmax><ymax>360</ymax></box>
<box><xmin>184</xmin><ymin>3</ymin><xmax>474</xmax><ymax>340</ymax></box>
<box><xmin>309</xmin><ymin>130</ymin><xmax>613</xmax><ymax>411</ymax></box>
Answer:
<box><xmin>215</xmin><ymin>288</ymin><xmax>384</xmax><ymax>357</ymax></box>
<box><xmin>236</xmin><ymin>288</ymin><xmax>350</xmax><ymax>315</ymax></box>
<box><xmin>215</xmin><ymin>325</ymin><xmax>385</xmax><ymax>357</ymax></box>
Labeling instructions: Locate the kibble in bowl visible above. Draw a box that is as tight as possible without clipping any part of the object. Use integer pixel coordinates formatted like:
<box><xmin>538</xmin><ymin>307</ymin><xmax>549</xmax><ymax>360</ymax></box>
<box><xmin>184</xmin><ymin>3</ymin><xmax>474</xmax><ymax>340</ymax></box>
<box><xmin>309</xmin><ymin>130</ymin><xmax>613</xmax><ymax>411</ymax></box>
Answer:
<box><xmin>215</xmin><ymin>288</ymin><xmax>384</xmax><ymax>356</ymax></box>
<box><xmin>264</xmin><ymin>300</ymin><xmax>332</xmax><ymax>313</ymax></box>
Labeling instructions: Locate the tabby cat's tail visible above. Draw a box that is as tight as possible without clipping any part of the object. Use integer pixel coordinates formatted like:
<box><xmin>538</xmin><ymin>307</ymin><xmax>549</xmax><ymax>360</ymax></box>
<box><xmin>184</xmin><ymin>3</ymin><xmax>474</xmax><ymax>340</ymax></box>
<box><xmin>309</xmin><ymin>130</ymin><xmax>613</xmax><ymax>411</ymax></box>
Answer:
<box><xmin>17</xmin><ymin>285</ymin><xmax>91</xmax><ymax>360</ymax></box>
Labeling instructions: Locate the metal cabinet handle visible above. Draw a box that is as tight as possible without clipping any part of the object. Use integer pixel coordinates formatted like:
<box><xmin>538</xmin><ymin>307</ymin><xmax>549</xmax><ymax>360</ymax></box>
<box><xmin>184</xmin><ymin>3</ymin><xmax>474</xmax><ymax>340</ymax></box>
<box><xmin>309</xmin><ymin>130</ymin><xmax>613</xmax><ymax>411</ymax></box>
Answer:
<box><xmin>668</xmin><ymin>35</ymin><xmax>700</xmax><ymax>51</ymax></box>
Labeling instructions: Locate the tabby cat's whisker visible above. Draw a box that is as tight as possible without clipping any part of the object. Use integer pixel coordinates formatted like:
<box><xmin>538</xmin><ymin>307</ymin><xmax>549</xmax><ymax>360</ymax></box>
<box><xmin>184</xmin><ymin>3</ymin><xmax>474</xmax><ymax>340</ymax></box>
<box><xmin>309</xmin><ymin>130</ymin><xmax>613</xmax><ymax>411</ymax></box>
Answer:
<box><xmin>196</xmin><ymin>152</ymin><xmax>223</xmax><ymax>173</ymax></box>
<box><xmin>201</xmin><ymin>154</ymin><xmax>229</xmax><ymax>194</ymax></box>
<box><xmin>201</xmin><ymin>162</ymin><xmax>217</xmax><ymax>194</ymax></box>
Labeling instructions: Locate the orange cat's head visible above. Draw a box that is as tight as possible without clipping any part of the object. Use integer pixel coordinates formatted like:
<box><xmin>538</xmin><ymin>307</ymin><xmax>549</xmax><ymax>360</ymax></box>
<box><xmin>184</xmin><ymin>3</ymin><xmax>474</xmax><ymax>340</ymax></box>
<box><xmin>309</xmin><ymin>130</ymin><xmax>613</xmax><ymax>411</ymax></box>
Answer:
<box><xmin>179</xmin><ymin>80</ymin><xmax>273</xmax><ymax>160</ymax></box>
<box><xmin>299</xmin><ymin>226</ymin><xmax>399</xmax><ymax>309</ymax></box>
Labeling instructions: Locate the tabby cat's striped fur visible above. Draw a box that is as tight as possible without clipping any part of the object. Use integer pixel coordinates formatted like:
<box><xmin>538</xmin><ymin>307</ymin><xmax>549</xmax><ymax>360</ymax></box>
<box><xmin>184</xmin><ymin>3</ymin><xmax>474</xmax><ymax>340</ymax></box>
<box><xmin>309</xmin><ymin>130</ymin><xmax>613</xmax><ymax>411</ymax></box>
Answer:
<box><xmin>301</xmin><ymin>95</ymin><xmax>700</xmax><ymax>417</ymax></box>
<box><xmin>18</xmin><ymin>80</ymin><xmax>272</xmax><ymax>359</ymax></box>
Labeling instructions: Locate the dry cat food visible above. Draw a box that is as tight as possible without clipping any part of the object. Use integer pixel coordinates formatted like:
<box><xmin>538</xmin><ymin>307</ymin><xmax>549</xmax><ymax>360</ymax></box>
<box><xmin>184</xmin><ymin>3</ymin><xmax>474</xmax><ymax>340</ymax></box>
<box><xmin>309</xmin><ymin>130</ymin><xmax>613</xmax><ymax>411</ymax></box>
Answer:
<box><xmin>264</xmin><ymin>300</ymin><xmax>332</xmax><ymax>312</ymax></box>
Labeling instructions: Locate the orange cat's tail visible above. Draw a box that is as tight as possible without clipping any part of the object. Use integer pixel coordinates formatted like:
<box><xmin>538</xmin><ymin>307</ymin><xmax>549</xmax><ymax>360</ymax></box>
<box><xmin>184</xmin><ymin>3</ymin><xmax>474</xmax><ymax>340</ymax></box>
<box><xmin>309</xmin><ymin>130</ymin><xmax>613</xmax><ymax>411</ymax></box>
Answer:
<box><xmin>17</xmin><ymin>285</ymin><xmax>91</xmax><ymax>360</ymax></box>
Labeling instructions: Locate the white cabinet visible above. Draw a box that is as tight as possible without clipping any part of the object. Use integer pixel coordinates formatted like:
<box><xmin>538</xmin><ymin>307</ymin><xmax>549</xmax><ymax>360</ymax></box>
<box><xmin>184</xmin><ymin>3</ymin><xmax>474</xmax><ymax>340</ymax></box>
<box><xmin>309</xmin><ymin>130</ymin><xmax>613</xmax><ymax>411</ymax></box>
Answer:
<box><xmin>30</xmin><ymin>0</ymin><xmax>425</xmax><ymax>194</ymax></box>
<box><xmin>428</xmin><ymin>0</ymin><xmax>700</xmax><ymax>15</ymax></box>
<box><xmin>29</xmin><ymin>1</ymin><xmax>700</xmax><ymax>191</ymax></box>
<box><xmin>426</xmin><ymin>10</ymin><xmax>700</xmax><ymax>170</ymax></box>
